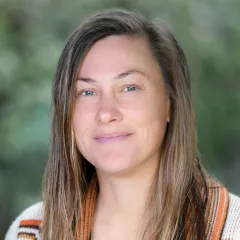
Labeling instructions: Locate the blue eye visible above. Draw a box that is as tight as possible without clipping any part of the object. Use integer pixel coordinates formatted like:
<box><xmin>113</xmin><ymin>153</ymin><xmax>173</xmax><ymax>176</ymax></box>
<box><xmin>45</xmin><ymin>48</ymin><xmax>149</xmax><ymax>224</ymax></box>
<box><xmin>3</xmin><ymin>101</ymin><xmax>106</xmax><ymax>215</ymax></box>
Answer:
<box><xmin>79</xmin><ymin>90</ymin><xmax>96</xmax><ymax>96</ymax></box>
<box><xmin>123</xmin><ymin>85</ymin><xmax>139</xmax><ymax>92</ymax></box>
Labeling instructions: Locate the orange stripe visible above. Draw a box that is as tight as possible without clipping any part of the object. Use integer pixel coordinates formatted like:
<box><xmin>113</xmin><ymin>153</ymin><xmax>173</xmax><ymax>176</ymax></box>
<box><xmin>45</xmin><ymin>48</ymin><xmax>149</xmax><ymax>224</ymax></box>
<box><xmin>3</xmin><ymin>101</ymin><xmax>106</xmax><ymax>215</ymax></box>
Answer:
<box><xmin>18</xmin><ymin>233</ymin><xmax>35</xmax><ymax>239</ymax></box>
<box><xmin>85</xmin><ymin>175</ymin><xmax>98</xmax><ymax>240</ymax></box>
<box><xmin>20</xmin><ymin>219</ymin><xmax>42</xmax><ymax>226</ymax></box>
<box><xmin>208</xmin><ymin>186</ymin><xmax>219</xmax><ymax>238</ymax></box>
<box><xmin>210</xmin><ymin>186</ymin><xmax>229</xmax><ymax>240</ymax></box>
<box><xmin>77</xmin><ymin>174</ymin><xmax>98</xmax><ymax>240</ymax></box>
<box><xmin>83</xmin><ymin>182</ymin><xmax>91</xmax><ymax>239</ymax></box>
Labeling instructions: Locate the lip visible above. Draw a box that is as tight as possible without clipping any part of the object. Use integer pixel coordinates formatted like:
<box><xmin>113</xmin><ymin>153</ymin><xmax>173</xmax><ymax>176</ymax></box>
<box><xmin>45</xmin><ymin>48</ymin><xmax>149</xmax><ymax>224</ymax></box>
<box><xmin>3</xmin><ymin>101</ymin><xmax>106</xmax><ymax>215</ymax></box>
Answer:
<box><xmin>94</xmin><ymin>132</ymin><xmax>132</xmax><ymax>143</ymax></box>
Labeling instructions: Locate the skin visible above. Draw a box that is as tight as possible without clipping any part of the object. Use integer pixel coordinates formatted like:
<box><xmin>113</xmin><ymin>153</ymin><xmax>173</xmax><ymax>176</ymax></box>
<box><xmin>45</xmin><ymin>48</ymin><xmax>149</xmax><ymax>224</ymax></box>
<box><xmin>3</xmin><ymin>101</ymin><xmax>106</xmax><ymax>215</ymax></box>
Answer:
<box><xmin>73</xmin><ymin>35</ymin><xmax>170</xmax><ymax>240</ymax></box>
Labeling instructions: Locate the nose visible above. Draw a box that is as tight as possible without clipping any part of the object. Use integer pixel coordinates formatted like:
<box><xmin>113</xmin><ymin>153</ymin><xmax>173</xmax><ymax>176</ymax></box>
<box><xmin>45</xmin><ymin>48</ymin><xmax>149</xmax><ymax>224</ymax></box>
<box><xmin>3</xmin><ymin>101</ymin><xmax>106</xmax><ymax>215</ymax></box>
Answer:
<box><xmin>95</xmin><ymin>94</ymin><xmax>123</xmax><ymax>124</ymax></box>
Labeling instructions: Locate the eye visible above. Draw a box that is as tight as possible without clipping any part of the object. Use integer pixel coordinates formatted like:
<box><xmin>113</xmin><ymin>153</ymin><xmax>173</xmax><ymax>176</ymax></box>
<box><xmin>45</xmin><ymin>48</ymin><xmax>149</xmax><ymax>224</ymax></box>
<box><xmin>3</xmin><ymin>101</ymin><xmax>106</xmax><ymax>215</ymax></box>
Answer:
<box><xmin>77</xmin><ymin>89</ymin><xmax>97</xmax><ymax>97</ymax></box>
<box><xmin>123</xmin><ymin>84</ymin><xmax>140</xmax><ymax>92</ymax></box>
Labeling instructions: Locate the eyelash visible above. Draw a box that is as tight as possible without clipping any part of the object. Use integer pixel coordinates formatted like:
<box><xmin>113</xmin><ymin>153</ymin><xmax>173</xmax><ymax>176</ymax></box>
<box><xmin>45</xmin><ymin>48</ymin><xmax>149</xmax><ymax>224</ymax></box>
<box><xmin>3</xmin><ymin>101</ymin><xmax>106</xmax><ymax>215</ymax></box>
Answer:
<box><xmin>77</xmin><ymin>84</ymin><xmax>140</xmax><ymax>97</ymax></box>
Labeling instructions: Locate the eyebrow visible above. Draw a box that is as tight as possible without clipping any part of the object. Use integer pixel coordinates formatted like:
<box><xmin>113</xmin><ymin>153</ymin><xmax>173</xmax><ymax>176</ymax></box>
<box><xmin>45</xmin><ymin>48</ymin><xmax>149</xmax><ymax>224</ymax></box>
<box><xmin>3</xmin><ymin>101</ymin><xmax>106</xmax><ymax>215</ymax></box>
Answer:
<box><xmin>77</xmin><ymin>69</ymin><xmax>146</xmax><ymax>83</ymax></box>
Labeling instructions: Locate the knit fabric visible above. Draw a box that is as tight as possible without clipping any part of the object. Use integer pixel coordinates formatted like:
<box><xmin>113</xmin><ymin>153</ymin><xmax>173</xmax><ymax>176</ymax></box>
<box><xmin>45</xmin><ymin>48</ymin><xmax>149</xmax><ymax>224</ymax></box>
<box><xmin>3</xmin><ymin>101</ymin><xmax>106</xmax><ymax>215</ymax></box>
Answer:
<box><xmin>204</xmin><ymin>180</ymin><xmax>229</xmax><ymax>240</ymax></box>
<box><xmin>5</xmin><ymin>202</ymin><xmax>43</xmax><ymax>240</ymax></box>
<box><xmin>5</xmin><ymin>179</ymin><xmax>240</xmax><ymax>240</ymax></box>
<box><xmin>222</xmin><ymin>194</ymin><xmax>240</xmax><ymax>239</ymax></box>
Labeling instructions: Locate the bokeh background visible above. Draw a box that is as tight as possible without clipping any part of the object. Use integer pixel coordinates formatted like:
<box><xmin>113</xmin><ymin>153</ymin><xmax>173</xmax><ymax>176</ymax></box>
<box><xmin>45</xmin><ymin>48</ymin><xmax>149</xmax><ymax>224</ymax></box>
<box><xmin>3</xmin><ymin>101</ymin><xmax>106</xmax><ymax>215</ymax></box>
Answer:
<box><xmin>0</xmin><ymin>0</ymin><xmax>239</xmax><ymax>238</ymax></box>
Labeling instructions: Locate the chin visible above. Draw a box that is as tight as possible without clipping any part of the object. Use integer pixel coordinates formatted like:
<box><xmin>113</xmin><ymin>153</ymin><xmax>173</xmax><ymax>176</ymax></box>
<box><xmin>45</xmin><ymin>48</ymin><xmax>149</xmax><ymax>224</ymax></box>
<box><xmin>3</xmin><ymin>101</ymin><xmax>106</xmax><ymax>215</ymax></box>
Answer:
<box><xmin>93</xmin><ymin>157</ymin><xmax>136</xmax><ymax>176</ymax></box>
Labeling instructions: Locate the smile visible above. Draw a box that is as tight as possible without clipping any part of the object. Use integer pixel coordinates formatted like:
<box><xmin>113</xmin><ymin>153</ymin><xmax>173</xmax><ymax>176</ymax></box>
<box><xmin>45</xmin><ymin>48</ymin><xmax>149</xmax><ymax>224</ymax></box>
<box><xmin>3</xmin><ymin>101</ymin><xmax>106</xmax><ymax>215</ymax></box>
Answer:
<box><xmin>94</xmin><ymin>133</ymin><xmax>132</xmax><ymax>143</ymax></box>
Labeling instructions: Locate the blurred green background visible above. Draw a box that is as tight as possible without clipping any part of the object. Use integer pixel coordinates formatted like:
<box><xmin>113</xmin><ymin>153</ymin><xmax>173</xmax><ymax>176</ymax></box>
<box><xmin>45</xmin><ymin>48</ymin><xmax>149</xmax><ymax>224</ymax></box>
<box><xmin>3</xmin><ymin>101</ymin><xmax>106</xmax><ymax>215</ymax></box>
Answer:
<box><xmin>0</xmin><ymin>0</ymin><xmax>239</xmax><ymax>238</ymax></box>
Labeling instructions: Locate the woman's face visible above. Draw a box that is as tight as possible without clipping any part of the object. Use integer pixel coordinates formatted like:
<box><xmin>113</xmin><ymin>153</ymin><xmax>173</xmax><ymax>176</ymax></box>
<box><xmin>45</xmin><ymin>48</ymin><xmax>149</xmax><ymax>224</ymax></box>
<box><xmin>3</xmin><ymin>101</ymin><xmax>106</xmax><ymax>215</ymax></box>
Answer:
<box><xmin>73</xmin><ymin>35</ymin><xmax>170</xmax><ymax>176</ymax></box>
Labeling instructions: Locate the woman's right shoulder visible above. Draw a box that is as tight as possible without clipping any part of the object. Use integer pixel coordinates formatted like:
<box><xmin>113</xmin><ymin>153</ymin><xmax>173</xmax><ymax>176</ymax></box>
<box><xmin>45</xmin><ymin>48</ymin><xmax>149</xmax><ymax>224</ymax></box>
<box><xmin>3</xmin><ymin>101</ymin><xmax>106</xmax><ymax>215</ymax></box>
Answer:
<box><xmin>5</xmin><ymin>202</ymin><xmax>43</xmax><ymax>240</ymax></box>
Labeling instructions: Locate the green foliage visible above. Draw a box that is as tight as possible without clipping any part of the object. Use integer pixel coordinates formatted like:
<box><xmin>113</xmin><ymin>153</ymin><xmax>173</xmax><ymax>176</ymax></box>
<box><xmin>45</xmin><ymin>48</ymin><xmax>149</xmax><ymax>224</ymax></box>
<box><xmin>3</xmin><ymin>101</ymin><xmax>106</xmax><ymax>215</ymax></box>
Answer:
<box><xmin>0</xmin><ymin>0</ymin><xmax>239</xmax><ymax>238</ymax></box>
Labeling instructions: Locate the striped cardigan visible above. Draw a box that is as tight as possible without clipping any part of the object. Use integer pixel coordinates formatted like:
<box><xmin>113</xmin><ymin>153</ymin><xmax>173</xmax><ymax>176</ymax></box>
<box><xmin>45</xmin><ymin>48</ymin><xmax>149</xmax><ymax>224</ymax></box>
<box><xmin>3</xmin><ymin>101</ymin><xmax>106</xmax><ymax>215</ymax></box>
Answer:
<box><xmin>5</xmin><ymin>178</ymin><xmax>240</xmax><ymax>240</ymax></box>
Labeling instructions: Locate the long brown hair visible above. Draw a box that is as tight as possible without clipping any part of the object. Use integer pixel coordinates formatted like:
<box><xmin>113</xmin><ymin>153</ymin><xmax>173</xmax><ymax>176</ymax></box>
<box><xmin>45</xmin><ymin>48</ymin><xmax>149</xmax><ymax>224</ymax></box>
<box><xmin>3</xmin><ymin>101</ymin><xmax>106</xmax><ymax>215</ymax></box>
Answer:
<box><xmin>42</xmin><ymin>8</ymin><xmax>208</xmax><ymax>240</ymax></box>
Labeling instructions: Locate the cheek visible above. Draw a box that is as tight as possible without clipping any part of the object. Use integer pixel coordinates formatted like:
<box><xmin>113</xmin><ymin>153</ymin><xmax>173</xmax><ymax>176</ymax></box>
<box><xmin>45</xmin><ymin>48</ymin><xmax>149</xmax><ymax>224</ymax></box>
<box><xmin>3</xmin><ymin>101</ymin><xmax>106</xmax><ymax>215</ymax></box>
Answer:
<box><xmin>73</xmin><ymin>106</ymin><xmax>89</xmax><ymax>132</ymax></box>
<box><xmin>125</xmin><ymin>93</ymin><xmax>168</xmax><ymax>127</ymax></box>
<box><xmin>125</xmin><ymin>94</ymin><xmax>168</xmax><ymax>147</ymax></box>
<box><xmin>73</xmin><ymin>101</ymin><xmax>96</xmax><ymax>127</ymax></box>
<box><xmin>73</xmin><ymin>104</ymin><xmax>95</xmax><ymax>154</ymax></box>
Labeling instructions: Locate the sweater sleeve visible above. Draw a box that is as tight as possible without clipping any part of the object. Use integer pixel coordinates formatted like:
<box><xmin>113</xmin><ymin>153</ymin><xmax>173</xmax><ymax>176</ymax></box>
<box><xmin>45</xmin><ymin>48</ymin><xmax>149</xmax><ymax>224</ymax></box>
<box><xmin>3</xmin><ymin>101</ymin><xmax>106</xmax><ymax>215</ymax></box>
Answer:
<box><xmin>4</xmin><ymin>202</ymin><xmax>43</xmax><ymax>240</ymax></box>
<box><xmin>5</xmin><ymin>213</ymin><xmax>21</xmax><ymax>240</ymax></box>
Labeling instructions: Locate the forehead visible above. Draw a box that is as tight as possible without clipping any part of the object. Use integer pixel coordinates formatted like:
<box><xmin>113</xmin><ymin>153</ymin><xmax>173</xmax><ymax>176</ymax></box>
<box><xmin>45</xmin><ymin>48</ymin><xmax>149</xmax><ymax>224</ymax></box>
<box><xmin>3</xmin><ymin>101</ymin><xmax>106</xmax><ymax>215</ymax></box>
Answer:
<box><xmin>78</xmin><ymin>35</ymin><xmax>160</xmax><ymax>80</ymax></box>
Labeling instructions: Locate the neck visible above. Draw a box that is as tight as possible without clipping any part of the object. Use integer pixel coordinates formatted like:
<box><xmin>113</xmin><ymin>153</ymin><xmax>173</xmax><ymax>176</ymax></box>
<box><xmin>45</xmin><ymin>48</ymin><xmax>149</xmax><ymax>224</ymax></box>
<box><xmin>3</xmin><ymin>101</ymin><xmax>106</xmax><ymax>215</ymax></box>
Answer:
<box><xmin>95</xmin><ymin>156</ymin><xmax>159</xmax><ymax>222</ymax></box>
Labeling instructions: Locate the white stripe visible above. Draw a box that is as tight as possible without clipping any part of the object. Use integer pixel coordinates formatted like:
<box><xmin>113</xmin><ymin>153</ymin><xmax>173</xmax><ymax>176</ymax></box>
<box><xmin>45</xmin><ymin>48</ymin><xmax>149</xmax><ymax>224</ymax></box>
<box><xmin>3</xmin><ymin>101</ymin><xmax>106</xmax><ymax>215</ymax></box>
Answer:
<box><xmin>18</xmin><ymin>227</ymin><xmax>40</xmax><ymax>239</ymax></box>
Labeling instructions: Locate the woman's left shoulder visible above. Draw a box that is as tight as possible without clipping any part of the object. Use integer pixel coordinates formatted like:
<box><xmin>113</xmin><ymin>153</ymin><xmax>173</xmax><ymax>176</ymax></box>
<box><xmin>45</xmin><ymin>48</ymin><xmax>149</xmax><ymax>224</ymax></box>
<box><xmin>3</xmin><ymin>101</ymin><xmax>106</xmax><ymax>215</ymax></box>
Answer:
<box><xmin>221</xmin><ymin>193</ymin><xmax>240</xmax><ymax>239</ymax></box>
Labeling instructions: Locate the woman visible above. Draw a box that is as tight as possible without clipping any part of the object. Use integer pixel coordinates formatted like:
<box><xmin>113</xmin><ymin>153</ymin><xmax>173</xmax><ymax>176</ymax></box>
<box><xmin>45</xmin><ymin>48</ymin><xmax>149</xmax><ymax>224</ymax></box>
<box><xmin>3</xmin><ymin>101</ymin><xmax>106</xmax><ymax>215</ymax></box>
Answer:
<box><xmin>5</xmin><ymin>8</ymin><xmax>240</xmax><ymax>240</ymax></box>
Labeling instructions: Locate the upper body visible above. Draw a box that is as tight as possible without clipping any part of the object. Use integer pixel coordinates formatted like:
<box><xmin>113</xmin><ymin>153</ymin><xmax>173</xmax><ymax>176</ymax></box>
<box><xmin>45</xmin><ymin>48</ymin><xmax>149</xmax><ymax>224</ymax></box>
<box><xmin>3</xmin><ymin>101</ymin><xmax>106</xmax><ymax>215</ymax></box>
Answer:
<box><xmin>5</xmin><ymin>192</ymin><xmax>240</xmax><ymax>239</ymax></box>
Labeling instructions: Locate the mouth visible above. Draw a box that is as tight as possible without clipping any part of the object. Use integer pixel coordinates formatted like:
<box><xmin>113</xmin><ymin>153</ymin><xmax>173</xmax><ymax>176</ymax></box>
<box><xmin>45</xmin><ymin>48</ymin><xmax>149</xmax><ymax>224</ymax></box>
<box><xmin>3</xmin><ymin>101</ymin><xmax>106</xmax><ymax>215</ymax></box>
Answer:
<box><xmin>94</xmin><ymin>133</ymin><xmax>133</xmax><ymax>143</ymax></box>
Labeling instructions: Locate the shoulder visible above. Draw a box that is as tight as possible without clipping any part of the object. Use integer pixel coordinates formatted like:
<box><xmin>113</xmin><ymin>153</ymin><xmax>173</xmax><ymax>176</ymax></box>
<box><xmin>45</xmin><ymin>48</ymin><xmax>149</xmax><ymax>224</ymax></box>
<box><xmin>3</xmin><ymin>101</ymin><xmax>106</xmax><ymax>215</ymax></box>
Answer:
<box><xmin>5</xmin><ymin>202</ymin><xmax>43</xmax><ymax>240</ymax></box>
<box><xmin>222</xmin><ymin>193</ymin><xmax>240</xmax><ymax>239</ymax></box>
